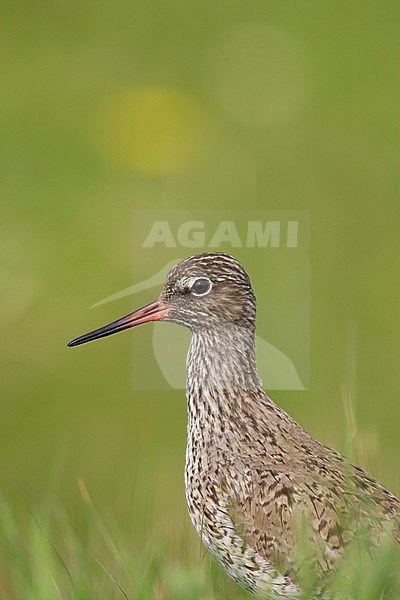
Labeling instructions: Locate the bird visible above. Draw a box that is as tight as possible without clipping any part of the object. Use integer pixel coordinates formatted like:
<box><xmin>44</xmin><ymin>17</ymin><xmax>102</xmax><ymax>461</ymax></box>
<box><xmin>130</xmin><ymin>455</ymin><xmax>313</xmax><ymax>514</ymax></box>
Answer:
<box><xmin>68</xmin><ymin>252</ymin><xmax>400</xmax><ymax>598</ymax></box>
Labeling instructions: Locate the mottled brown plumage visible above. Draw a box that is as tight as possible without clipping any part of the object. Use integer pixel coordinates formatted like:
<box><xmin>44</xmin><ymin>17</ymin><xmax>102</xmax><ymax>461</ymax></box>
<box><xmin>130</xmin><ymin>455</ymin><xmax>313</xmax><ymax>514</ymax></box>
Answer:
<box><xmin>69</xmin><ymin>252</ymin><xmax>400</xmax><ymax>598</ymax></box>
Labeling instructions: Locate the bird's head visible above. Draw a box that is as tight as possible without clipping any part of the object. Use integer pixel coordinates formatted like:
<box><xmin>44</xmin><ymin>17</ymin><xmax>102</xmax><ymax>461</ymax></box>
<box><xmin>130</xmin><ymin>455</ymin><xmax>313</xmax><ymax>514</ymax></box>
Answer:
<box><xmin>68</xmin><ymin>252</ymin><xmax>256</xmax><ymax>347</ymax></box>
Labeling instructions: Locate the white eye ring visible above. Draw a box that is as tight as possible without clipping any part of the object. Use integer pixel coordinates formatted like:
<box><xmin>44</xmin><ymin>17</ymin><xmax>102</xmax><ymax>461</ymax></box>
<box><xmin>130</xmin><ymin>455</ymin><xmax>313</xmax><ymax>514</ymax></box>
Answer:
<box><xmin>189</xmin><ymin>277</ymin><xmax>212</xmax><ymax>297</ymax></box>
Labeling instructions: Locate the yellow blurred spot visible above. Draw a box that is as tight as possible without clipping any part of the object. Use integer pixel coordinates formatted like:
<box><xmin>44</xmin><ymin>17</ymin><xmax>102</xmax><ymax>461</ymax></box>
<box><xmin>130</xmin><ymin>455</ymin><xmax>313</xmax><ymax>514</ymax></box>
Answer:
<box><xmin>96</xmin><ymin>86</ymin><xmax>208</xmax><ymax>175</ymax></box>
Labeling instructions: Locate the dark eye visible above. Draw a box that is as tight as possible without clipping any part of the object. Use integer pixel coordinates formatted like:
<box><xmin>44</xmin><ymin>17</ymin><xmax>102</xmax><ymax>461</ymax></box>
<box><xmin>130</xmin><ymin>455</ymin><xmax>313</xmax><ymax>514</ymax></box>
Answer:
<box><xmin>191</xmin><ymin>277</ymin><xmax>212</xmax><ymax>297</ymax></box>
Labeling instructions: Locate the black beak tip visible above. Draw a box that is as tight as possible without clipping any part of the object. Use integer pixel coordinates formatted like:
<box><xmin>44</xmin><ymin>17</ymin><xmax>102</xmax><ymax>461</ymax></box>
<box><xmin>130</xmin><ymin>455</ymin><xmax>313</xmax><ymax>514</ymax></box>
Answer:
<box><xmin>67</xmin><ymin>333</ymin><xmax>92</xmax><ymax>347</ymax></box>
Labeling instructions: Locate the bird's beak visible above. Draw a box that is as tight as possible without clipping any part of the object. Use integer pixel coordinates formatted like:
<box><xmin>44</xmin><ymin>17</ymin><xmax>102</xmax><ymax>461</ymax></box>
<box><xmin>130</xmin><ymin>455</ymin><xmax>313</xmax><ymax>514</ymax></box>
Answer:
<box><xmin>67</xmin><ymin>298</ymin><xmax>171</xmax><ymax>347</ymax></box>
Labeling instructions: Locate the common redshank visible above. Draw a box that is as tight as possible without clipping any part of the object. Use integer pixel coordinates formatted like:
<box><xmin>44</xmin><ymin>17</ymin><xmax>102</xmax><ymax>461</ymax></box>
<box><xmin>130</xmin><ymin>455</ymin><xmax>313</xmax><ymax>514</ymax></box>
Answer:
<box><xmin>68</xmin><ymin>252</ymin><xmax>400</xmax><ymax>597</ymax></box>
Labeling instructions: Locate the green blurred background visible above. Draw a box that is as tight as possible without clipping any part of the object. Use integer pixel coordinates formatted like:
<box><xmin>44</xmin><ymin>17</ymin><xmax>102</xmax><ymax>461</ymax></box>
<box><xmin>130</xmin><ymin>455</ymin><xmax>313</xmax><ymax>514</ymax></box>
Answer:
<box><xmin>1</xmin><ymin>0</ymin><xmax>399</xmax><ymax>569</ymax></box>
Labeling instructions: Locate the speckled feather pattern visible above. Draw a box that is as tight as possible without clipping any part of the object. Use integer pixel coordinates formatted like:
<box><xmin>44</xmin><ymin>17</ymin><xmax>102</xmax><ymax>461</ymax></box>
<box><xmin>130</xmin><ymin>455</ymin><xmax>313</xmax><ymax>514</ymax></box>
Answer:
<box><xmin>162</xmin><ymin>253</ymin><xmax>400</xmax><ymax>598</ymax></box>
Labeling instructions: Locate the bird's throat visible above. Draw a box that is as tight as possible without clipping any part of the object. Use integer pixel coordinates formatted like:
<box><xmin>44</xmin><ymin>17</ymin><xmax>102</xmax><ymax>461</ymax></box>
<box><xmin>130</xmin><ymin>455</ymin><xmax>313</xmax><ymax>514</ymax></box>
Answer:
<box><xmin>186</xmin><ymin>324</ymin><xmax>262</xmax><ymax>397</ymax></box>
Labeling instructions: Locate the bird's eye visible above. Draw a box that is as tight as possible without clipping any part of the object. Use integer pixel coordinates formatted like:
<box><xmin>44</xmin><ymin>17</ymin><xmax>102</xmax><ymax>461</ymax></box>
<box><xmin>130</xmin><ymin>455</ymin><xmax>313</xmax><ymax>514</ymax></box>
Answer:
<box><xmin>190</xmin><ymin>277</ymin><xmax>212</xmax><ymax>297</ymax></box>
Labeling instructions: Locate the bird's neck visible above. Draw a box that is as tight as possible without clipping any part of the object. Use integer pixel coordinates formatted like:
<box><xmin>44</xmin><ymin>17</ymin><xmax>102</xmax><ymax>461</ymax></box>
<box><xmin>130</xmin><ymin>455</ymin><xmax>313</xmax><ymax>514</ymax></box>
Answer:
<box><xmin>186</xmin><ymin>324</ymin><xmax>262</xmax><ymax>398</ymax></box>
